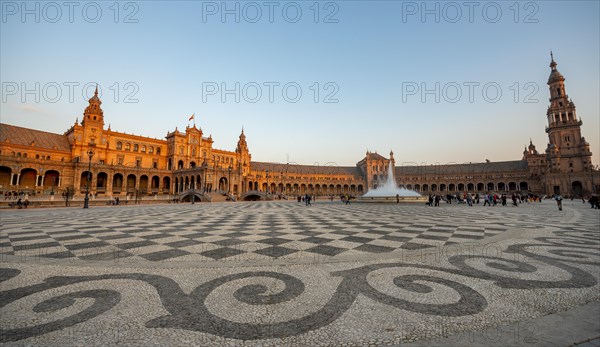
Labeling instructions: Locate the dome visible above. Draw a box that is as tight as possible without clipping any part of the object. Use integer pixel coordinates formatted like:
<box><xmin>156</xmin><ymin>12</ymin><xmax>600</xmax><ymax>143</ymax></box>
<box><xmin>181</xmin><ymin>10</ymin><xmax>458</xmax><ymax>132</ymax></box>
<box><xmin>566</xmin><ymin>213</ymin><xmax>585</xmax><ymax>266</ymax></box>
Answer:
<box><xmin>88</xmin><ymin>85</ymin><xmax>102</xmax><ymax>104</ymax></box>
<box><xmin>548</xmin><ymin>69</ymin><xmax>565</xmax><ymax>84</ymax></box>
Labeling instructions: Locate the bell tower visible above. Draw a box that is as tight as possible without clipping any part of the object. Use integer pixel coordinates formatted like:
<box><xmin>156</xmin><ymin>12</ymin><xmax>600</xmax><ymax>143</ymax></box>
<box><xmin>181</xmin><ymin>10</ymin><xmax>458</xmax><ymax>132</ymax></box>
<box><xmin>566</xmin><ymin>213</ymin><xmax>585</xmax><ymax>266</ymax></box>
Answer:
<box><xmin>236</xmin><ymin>128</ymin><xmax>251</xmax><ymax>176</ymax></box>
<box><xmin>80</xmin><ymin>85</ymin><xmax>105</xmax><ymax>146</ymax></box>
<box><xmin>544</xmin><ymin>53</ymin><xmax>592</xmax><ymax>173</ymax></box>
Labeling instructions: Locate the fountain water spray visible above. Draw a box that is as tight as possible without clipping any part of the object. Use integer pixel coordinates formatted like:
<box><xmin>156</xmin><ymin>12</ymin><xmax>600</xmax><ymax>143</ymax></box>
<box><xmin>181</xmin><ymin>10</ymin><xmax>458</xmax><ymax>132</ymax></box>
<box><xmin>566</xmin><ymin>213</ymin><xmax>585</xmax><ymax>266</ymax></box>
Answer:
<box><xmin>362</xmin><ymin>163</ymin><xmax>421</xmax><ymax>198</ymax></box>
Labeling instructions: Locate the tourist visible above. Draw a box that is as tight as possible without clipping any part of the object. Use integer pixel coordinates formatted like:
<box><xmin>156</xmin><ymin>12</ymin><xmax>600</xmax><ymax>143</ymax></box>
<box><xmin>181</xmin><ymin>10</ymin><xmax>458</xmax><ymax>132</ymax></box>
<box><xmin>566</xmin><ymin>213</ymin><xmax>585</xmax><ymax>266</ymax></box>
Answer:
<box><xmin>554</xmin><ymin>194</ymin><xmax>563</xmax><ymax>211</ymax></box>
<box><xmin>396</xmin><ymin>194</ymin><xmax>400</xmax><ymax>204</ymax></box>
<box><xmin>501</xmin><ymin>194</ymin><xmax>507</xmax><ymax>206</ymax></box>
<box><xmin>483</xmin><ymin>194</ymin><xmax>490</xmax><ymax>206</ymax></box>
<box><xmin>466</xmin><ymin>193</ymin><xmax>473</xmax><ymax>207</ymax></box>
<box><xmin>428</xmin><ymin>195</ymin><xmax>433</xmax><ymax>206</ymax></box>
<box><xmin>434</xmin><ymin>195</ymin><xmax>440</xmax><ymax>207</ymax></box>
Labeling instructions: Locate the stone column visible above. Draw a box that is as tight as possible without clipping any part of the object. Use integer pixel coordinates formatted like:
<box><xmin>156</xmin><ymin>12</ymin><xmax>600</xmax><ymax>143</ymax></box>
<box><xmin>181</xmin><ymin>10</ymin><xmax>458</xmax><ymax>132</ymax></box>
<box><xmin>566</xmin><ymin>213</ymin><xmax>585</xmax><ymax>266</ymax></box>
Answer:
<box><xmin>106</xmin><ymin>173</ymin><xmax>113</xmax><ymax>196</ymax></box>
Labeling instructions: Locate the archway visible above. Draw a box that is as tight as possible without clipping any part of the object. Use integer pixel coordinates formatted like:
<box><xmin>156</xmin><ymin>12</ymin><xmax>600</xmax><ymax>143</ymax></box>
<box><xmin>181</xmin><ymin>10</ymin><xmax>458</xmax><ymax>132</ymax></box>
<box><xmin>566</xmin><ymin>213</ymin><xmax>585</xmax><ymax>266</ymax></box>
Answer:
<box><xmin>80</xmin><ymin>171</ymin><xmax>91</xmax><ymax>190</ymax></box>
<box><xmin>140</xmin><ymin>175</ymin><xmax>149</xmax><ymax>193</ymax></box>
<box><xmin>151</xmin><ymin>176</ymin><xmax>160</xmax><ymax>193</ymax></box>
<box><xmin>163</xmin><ymin>177</ymin><xmax>171</xmax><ymax>193</ymax></box>
<box><xmin>126</xmin><ymin>174</ymin><xmax>136</xmax><ymax>193</ymax></box>
<box><xmin>43</xmin><ymin>170</ymin><xmax>60</xmax><ymax>191</ymax></box>
<box><xmin>20</xmin><ymin>168</ymin><xmax>37</xmax><ymax>189</ymax></box>
<box><xmin>219</xmin><ymin>177</ymin><xmax>228</xmax><ymax>191</ymax></box>
<box><xmin>571</xmin><ymin>181</ymin><xmax>583</xmax><ymax>197</ymax></box>
<box><xmin>96</xmin><ymin>172</ymin><xmax>108</xmax><ymax>193</ymax></box>
<box><xmin>113</xmin><ymin>174</ymin><xmax>124</xmax><ymax>193</ymax></box>
<box><xmin>0</xmin><ymin>166</ymin><xmax>11</xmax><ymax>188</ymax></box>
<box><xmin>519</xmin><ymin>182</ymin><xmax>528</xmax><ymax>191</ymax></box>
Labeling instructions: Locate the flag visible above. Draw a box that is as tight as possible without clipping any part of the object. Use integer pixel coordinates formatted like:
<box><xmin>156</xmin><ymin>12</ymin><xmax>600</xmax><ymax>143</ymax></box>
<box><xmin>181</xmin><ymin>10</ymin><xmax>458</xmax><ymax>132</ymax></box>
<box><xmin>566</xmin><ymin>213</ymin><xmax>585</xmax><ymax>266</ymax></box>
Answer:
<box><xmin>189</xmin><ymin>113</ymin><xmax>195</xmax><ymax>121</ymax></box>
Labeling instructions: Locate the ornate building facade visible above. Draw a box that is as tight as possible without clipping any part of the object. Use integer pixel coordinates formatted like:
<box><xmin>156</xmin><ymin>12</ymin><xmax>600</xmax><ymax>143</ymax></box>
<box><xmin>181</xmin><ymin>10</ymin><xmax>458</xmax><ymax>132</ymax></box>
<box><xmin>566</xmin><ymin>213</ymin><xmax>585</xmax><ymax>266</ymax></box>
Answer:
<box><xmin>1</xmin><ymin>56</ymin><xmax>598</xmax><ymax>200</ymax></box>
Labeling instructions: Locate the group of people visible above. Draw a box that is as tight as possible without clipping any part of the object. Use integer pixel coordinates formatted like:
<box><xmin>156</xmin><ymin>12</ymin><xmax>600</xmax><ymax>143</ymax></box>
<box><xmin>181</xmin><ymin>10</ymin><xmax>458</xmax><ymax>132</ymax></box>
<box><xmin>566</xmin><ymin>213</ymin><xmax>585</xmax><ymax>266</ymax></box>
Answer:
<box><xmin>297</xmin><ymin>194</ymin><xmax>354</xmax><ymax>205</ymax></box>
<box><xmin>426</xmin><ymin>192</ymin><xmax>544</xmax><ymax>207</ymax></box>
<box><xmin>8</xmin><ymin>196</ymin><xmax>30</xmax><ymax>208</ymax></box>
<box><xmin>582</xmin><ymin>195</ymin><xmax>600</xmax><ymax>209</ymax></box>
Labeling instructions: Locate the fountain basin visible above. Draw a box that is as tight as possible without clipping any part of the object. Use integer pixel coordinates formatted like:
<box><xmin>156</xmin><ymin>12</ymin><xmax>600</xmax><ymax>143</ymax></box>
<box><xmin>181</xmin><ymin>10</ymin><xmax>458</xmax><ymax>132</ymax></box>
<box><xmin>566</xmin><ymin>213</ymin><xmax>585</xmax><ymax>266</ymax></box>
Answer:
<box><xmin>356</xmin><ymin>195</ymin><xmax>427</xmax><ymax>203</ymax></box>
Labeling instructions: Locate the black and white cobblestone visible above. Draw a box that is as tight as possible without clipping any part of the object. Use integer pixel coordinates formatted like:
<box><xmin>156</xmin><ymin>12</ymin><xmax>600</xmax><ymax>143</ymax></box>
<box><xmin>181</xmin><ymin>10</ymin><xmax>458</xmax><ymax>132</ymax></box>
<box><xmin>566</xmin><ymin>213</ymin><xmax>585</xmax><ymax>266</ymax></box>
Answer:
<box><xmin>0</xmin><ymin>200</ymin><xmax>598</xmax><ymax>346</ymax></box>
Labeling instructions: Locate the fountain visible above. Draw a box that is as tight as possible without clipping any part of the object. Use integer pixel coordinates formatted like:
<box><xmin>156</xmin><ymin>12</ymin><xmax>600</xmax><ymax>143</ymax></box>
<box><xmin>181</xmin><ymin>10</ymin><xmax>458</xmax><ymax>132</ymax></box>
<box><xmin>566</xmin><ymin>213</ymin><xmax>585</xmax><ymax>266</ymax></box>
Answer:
<box><xmin>358</xmin><ymin>162</ymin><xmax>426</xmax><ymax>203</ymax></box>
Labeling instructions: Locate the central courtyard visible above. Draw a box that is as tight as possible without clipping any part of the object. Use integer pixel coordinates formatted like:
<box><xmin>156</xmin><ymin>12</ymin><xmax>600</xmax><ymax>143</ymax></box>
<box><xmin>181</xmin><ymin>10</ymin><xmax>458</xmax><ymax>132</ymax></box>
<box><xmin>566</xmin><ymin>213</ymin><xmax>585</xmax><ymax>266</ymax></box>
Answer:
<box><xmin>1</xmin><ymin>201</ymin><xmax>599</xmax><ymax>346</ymax></box>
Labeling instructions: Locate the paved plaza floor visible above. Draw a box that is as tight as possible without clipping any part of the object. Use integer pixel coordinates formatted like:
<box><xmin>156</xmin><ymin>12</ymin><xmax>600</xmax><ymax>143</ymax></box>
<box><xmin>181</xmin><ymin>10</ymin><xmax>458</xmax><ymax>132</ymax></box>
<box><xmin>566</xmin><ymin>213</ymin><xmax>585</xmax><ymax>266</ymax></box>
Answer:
<box><xmin>1</xmin><ymin>200</ymin><xmax>599</xmax><ymax>346</ymax></box>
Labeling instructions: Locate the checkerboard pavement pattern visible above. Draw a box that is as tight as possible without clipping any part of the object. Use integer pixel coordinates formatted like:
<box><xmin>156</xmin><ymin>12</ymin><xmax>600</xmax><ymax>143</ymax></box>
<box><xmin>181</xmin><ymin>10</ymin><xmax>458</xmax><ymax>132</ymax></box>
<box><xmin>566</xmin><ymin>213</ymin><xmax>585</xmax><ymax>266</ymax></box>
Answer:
<box><xmin>0</xmin><ymin>201</ymin><xmax>566</xmax><ymax>262</ymax></box>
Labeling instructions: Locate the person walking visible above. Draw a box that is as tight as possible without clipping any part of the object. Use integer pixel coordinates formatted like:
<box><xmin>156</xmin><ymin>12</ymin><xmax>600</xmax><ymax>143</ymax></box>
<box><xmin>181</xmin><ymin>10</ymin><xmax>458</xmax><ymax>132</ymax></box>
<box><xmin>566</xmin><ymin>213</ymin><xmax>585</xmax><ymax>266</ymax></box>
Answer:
<box><xmin>555</xmin><ymin>194</ymin><xmax>563</xmax><ymax>211</ymax></box>
<box><xmin>396</xmin><ymin>194</ymin><xmax>400</xmax><ymax>204</ymax></box>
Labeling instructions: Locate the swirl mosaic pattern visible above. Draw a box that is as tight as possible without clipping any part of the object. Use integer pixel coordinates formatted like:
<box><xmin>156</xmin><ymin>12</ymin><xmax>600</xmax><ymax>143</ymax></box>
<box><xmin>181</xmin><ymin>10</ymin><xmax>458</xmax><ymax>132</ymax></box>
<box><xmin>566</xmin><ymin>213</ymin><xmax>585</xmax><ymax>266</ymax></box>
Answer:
<box><xmin>1</xmin><ymin>202</ymin><xmax>598</xmax><ymax>344</ymax></box>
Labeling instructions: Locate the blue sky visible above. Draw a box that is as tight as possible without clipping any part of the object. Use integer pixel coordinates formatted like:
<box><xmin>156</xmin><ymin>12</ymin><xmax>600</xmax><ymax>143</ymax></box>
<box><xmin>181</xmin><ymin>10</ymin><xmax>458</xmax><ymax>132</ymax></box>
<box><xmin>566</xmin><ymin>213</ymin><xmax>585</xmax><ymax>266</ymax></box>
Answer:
<box><xmin>1</xmin><ymin>1</ymin><xmax>599</xmax><ymax>166</ymax></box>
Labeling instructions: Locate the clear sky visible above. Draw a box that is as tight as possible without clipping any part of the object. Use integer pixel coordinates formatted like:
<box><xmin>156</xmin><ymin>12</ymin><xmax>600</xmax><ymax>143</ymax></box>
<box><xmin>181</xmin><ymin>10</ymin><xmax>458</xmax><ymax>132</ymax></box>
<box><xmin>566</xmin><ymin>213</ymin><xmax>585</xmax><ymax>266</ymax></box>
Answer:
<box><xmin>2</xmin><ymin>1</ymin><xmax>599</xmax><ymax>166</ymax></box>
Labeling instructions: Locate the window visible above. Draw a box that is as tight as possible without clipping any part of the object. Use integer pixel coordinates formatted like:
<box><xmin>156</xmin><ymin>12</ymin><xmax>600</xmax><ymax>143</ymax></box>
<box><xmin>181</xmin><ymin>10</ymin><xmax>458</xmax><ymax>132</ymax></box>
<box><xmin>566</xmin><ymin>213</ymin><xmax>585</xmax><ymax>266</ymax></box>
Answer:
<box><xmin>36</xmin><ymin>154</ymin><xmax>40</xmax><ymax>159</ymax></box>
<box><xmin>23</xmin><ymin>153</ymin><xmax>27</xmax><ymax>158</ymax></box>
<box><xmin>136</xmin><ymin>159</ymin><xmax>141</xmax><ymax>167</ymax></box>
<box><xmin>149</xmin><ymin>146</ymin><xmax>154</xmax><ymax>154</ymax></box>
<box><xmin>133</xmin><ymin>144</ymin><xmax>139</xmax><ymax>152</ymax></box>
<box><xmin>117</xmin><ymin>155</ymin><xmax>124</xmax><ymax>165</ymax></box>
<box><xmin>153</xmin><ymin>160</ymin><xmax>158</xmax><ymax>169</ymax></box>
<box><xmin>46</xmin><ymin>156</ymin><xmax>50</xmax><ymax>160</ymax></box>
<box><xmin>116</xmin><ymin>142</ymin><xmax>123</xmax><ymax>150</ymax></box>
<box><xmin>125</xmin><ymin>143</ymin><xmax>131</xmax><ymax>151</ymax></box>
<box><xmin>156</xmin><ymin>147</ymin><xmax>161</xmax><ymax>155</ymax></box>
<box><xmin>141</xmin><ymin>145</ymin><xmax>146</xmax><ymax>153</ymax></box>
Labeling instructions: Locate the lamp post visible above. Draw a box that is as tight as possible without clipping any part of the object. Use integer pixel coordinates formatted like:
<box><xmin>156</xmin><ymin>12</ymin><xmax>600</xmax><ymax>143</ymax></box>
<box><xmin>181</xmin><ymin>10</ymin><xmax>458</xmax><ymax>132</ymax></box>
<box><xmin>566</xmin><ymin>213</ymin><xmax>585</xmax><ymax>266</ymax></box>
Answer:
<box><xmin>202</xmin><ymin>161</ymin><xmax>208</xmax><ymax>192</ymax></box>
<box><xmin>228</xmin><ymin>166</ymin><xmax>232</xmax><ymax>194</ymax></box>
<box><xmin>592</xmin><ymin>166</ymin><xmax>597</xmax><ymax>194</ymax></box>
<box><xmin>39</xmin><ymin>167</ymin><xmax>44</xmax><ymax>194</ymax></box>
<box><xmin>191</xmin><ymin>183</ymin><xmax>195</xmax><ymax>204</ymax></box>
<box><xmin>83</xmin><ymin>147</ymin><xmax>95</xmax><ymax>209</ymax></box>
<box><xmin>266</xmin><ymin>169</ymin><xmax>269</xmax><ymax>194</ymax></box>
<box><xmin>568</xmin><ymin>171</ymin><xmax>572</xmax><ymax>198</ymax></box>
